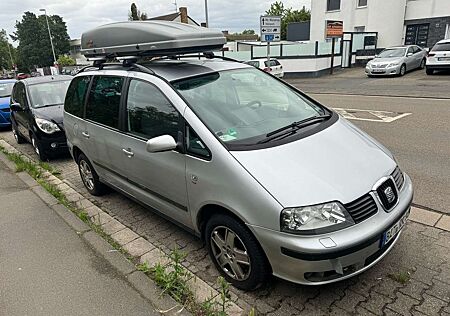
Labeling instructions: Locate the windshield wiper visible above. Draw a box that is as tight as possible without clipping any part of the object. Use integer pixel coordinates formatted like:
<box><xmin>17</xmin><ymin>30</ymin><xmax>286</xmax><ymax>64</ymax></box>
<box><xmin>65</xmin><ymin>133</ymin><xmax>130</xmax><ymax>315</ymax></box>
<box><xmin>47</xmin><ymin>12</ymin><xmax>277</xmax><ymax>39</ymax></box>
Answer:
<box><xmin>257</xmin><ymin>114</ymin><xmax>331</xmax><ymax>144</ymax></box>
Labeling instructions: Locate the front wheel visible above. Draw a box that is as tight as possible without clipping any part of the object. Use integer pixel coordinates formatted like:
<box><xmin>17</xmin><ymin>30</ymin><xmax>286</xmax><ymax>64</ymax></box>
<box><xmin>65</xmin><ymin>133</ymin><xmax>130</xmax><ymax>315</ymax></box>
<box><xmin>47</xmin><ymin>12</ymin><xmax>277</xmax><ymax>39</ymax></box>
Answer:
<box><xmin>78</xmin><ymin>153</ymin><xmax>106</xmax><ymax>196</ymax></box>
<box><xmin>12</xmin><ymin>122</ymin><xmax>25</xmax><ymax>144</ymax></box>
<box><xmin>31</xmin><ymin>134</ymin><xmax>48</xmax><ymax>161</ymax></box>
<box><xmin>399</xmin><ymin>64</ymin><xmax>406</xmax><ymax>76</ymax></box>
<box><xmin>205</xmin><ymin>214</ymin><xmax>270</xmax><ymax>290</ymax></box>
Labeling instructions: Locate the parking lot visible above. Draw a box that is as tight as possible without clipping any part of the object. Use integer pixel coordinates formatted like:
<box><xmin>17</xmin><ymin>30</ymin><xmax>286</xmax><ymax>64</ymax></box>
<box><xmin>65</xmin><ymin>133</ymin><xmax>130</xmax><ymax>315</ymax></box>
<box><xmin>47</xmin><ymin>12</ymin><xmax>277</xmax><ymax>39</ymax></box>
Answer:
<box><xmin>1</xmin><ymin>66</ymin><xmax>449</xmax><ymax>315</ymax></box>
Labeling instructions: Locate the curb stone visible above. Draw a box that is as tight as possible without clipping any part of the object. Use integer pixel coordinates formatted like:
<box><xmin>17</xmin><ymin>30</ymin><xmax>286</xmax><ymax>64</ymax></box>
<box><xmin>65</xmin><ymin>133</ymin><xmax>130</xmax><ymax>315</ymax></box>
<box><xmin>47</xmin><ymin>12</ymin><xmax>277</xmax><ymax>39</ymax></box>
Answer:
<box><xmin>0</xmin><ymin>150</ymin><xmax>189</xmax><ymax>316</ymax></box>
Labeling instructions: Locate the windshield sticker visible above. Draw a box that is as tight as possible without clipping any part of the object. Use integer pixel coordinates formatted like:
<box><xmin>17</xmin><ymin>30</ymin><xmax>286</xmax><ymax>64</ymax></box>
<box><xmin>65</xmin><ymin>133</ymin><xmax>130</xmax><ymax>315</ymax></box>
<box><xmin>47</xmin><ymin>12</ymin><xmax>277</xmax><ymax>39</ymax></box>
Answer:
<box><xmin>219</xmin><ymin>134</ymin><xmax>237</xmax><ymax>142</ymax></box>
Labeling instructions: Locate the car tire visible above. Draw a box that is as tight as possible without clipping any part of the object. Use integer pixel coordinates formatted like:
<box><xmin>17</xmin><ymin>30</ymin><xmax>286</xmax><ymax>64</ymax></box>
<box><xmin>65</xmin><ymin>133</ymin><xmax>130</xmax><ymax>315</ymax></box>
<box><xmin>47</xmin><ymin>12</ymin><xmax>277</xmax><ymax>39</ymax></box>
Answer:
<box><xmin>399</xmin><ymin>64</ymin><xmax>406</xmax><ymax>76</ymax></box>
<box><xmin>205</xmin><ymin>213</ymin><xmax>270</xmax><ymax>291</ymax></box>
<box><xmin>419</xmin><ymin>59</ymin><xmax>426</xmax><ymax>69</ymax></box>
<box><xmin>12</xmin><ymin>122</ymin><xmax>25</xmax><ymax>144</ymax></box>
<box><xmin>426</xmin><ymin>68</ymin><xmax>434</xmax><ymax>75</ymax></box>
<box><xmin>77</xmin><ymin>153</ymin><xmax>106</xmax><ymax>196</ymax></box>
<box><xmin>31</xmin><ymin>134</ymin><xmax>48</xmax><ymax>161</ymax></box>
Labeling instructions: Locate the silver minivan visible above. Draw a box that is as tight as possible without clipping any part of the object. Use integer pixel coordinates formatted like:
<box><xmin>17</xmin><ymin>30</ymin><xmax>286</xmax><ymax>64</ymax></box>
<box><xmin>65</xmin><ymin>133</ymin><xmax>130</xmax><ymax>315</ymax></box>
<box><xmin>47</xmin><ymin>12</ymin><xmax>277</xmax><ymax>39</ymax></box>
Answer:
<box><xmin>64</xmin><ymin>59</ymin><xmax>413</xmax><ymax>290</ymax></box>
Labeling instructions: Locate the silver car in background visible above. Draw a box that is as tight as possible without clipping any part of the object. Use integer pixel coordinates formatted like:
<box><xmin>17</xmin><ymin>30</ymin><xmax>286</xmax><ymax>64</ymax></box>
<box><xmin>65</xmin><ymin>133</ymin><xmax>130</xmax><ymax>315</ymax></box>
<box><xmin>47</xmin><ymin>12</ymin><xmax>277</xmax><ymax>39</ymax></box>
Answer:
<box><xmin>365</xmin><ymin>45</ymin><xmax>427</xmax><ymax>77</ymax></box>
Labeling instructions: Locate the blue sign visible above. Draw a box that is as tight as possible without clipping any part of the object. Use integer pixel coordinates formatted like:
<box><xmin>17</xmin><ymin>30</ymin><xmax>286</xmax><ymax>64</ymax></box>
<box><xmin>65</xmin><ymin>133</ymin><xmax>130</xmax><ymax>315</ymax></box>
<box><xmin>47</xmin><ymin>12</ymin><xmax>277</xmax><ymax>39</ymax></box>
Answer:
<box><xmin>265</xmin><ymin>34</ymin><xmax>275</xmax><ymax>42</ymax></box>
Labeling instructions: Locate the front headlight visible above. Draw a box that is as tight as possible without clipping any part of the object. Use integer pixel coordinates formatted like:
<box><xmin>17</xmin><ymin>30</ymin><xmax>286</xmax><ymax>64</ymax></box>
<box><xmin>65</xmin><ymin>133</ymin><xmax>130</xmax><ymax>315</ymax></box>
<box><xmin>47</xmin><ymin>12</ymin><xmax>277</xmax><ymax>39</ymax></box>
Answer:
<box><xmin>280</xmin><ymin>202</ymin><xmax>354</xmax><ymax>235</ymax></box>
<box><xmin>35</xmin><ymin>118</ymin><xmax>60</xmax><ymax>134</ymax></box>
<box><xmin>388</xmin><ymin>63</ymin><xmax>399</xmax><ymax>67</ymax></box>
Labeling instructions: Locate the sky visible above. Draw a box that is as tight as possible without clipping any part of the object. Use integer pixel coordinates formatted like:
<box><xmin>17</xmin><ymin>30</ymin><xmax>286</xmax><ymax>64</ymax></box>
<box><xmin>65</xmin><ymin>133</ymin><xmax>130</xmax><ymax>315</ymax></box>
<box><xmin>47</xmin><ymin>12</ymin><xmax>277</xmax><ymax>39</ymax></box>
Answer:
<box><xmin>1</xmin><ymin>0</ymin><xmax>311</xmax><ymax>44</ymax></box>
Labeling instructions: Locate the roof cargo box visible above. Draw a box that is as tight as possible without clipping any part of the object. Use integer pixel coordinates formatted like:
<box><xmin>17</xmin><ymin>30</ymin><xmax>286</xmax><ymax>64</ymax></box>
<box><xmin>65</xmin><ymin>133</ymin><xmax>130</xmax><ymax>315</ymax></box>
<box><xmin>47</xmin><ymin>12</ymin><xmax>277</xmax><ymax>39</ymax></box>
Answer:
<box><xmin>81</xmin><ymin>21</ymin><xmax>226</xmax><ymax>58</ymax></box>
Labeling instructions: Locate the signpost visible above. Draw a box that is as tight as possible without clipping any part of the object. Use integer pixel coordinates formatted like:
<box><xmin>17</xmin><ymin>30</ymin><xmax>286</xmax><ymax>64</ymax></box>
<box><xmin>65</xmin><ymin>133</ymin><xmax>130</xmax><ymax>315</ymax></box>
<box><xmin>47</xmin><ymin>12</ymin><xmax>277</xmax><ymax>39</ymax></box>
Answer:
<box><xmin>325</xmin><ymin>20</ymin><xmax>344</xmax><ymax>75</ymax></box>
<box><xmin>260</xmin><ymin>16</ymin><xmax>281</xmax><ymax>65</ymax></box>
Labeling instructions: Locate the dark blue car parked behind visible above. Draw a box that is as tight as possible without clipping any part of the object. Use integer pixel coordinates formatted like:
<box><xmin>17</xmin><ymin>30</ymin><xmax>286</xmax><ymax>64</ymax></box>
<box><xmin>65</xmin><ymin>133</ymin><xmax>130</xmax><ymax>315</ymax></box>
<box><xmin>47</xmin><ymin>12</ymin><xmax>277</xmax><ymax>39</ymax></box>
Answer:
<box><xmin>0</xmin><ymin>79</ymin><xmax>16</xmax><ymax>128</ymax></box>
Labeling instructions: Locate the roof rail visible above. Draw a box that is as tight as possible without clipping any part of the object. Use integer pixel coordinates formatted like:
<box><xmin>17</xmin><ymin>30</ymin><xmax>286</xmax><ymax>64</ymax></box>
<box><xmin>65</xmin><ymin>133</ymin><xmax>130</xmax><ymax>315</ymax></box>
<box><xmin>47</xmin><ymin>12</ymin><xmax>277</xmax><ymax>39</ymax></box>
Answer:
<box><xmin>75</xmin><ymin>59</ymin><xmax>155</xmax><ymax>75</ymax></box>
<box><xmin>165</xmin><ymin>51</ymin><xmax>241</xmax><ymax>63</ymax></box>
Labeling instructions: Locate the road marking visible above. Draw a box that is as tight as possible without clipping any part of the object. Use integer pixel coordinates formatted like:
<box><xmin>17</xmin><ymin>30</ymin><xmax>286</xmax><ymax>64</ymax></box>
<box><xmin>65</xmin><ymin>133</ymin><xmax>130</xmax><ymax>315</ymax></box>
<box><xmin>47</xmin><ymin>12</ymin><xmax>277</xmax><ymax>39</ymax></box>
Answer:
<box><xmin>332</xmin><ymin>108</ymin><xmax>412</xmax><ymax>122</ymax></box>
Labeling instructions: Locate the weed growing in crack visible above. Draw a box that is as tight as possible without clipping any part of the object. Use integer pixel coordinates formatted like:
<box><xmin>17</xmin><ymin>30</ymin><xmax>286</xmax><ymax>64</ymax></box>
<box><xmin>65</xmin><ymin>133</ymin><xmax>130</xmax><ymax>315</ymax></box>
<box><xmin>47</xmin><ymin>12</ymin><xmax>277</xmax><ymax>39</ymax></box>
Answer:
<box><xmin>200</xmin><ymin>276</ymin><xmax>232</xmax><ymax>316</ymax></box>
<box><xmin>388</xmin><ymin>271</ymin><xmax>411</xmax><ymax>284</ymax></box>
<box><xmin>78</xmin><ymin>211</ymin><xmax>89</xmax><ymax>223</ymax></box>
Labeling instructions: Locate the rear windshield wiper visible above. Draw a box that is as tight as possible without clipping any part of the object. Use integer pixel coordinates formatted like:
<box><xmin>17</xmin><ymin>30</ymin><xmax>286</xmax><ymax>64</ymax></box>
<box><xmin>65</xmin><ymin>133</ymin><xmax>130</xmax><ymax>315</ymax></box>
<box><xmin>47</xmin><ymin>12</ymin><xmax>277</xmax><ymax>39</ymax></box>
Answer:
<box><xmin>257</xmin><ymin>114</ymin><xmax>331</xmax><ymax>144</ymax></box>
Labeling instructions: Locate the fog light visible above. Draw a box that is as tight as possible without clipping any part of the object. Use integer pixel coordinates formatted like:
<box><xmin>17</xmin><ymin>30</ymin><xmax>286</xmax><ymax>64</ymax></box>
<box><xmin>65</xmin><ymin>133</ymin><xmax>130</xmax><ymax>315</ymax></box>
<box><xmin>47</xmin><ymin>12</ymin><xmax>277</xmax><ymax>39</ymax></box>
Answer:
<box><xmin>50</xmin><ymin>143</ymin><xmax>57</xmax><ymax>148</ymax></box>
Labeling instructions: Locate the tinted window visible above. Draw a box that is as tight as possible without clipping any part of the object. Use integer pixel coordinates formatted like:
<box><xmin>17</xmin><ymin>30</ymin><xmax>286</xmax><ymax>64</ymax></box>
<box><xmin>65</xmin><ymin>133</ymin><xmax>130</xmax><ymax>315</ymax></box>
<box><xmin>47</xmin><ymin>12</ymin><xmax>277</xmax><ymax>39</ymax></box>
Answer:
<box><xmin>413</xmin><ymin>46</ymin><xmax>421</xmax><ymax>53</ymax></box>
<box><xmin>327</xmin><ymin>0</ymin><xmax>340</xmax><ymax>11</ymax></box>
<box><xmin>12</xmin><ymin>83</ymin><xmax>27</xmax><ymax>108</ymax></box>
<box><xmin>65</xmin><ymin>76</ymin><xmax>91</xmax><ymax>117</ymax></box>
<box><xmin>432</xmin><ymin>42</ymin><xmax>450</xmax><ymax>51</ymax></box>
<box><xmin>126</xmin><ymin>79</ymin><xmax>179</xmax><ymax>139</ymax></box>
<box><xmin>187</xmin><ymin>126</ymin><xmax>210</xmax><ymax>159</ymax></box>
<box><xmin>407</xmin><ymin>47</ymin><xmax>414</xmax><ymax>55</ymax></box>
<box><xmin>358</xmin><ymin>0</ymin><xmax>367</xmax><ymax>7</ymax></box>
<box><xmin>246</xmin><ymin>61</ymin><xmax>260</xmax><ymax>68</ymax></box>
<box><xmin>29</xmin><ymin>80</ymin><xmax>70</xmax><ymax>108</ymax></box>
<box><xmin>86</xmin><ymin>76</ymin><xmax>124</xmax><ymax>129</ymax></box>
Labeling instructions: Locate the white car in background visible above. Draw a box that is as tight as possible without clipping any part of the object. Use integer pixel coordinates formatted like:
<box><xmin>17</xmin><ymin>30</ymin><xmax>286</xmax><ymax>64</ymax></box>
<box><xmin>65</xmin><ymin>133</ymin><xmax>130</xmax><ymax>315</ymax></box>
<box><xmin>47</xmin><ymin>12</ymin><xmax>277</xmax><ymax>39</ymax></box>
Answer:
<box><xmin>245</xmin><ymin>58</ymin><xmax>284</xmax><ymax>78</ymax></box>
<box><xmin>426</xmin><ymin>39</ymin><xmax>450</xmax><ymax>75</ymax></box>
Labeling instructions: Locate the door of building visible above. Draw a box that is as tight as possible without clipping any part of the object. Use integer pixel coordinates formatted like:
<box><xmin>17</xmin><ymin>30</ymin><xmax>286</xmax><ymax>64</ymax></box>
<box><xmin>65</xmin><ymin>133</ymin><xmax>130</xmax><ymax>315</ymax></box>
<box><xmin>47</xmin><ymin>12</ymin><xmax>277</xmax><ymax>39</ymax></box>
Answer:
<box><xmin>405</xmin><ymin>24</ymin><xmax>429</xmax><ymax>47</ymax></box>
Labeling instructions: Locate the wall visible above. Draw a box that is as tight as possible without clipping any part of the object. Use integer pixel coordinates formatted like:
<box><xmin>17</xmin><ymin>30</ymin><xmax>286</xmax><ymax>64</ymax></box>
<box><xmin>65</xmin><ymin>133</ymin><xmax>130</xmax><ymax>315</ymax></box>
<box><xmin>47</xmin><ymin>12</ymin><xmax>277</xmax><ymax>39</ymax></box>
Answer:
<box><xmin>404</xmin><ymin>16</ymin><xmax>450</xmax><ymax>47</ymax></box>
<box><xmin>405</xmin><ymin>0</ymin><xmax>450</xmax><ymax>20</ymax></box>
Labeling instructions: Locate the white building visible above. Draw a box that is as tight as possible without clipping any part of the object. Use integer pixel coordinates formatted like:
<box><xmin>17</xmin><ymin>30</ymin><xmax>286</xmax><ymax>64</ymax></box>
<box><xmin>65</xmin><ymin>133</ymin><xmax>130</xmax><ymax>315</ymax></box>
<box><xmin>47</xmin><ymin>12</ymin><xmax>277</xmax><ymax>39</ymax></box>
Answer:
<box><xmin>310</xmin><ymin>0</ymin><xmax>450</xmax><ymax>48</ymax></box>
<box><xmin>69</xmin><ymin>39</ymin><xmax>88</xmax><ymax>65</ymax></box>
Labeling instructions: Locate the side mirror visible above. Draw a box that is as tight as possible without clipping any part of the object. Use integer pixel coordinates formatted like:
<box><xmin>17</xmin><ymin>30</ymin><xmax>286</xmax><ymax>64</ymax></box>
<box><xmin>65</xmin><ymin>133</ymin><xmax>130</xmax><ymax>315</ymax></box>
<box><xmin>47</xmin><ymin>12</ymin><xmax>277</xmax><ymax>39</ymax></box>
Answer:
<box><xmin>407</xmin><ymin>53</ymin><xmax>413</xmax><ymax>57</ymax></box>
<box><xmin>146</xmin><ymin>135</ymin><xmax>177</xmax><ymax>153</ymax></box>
<box><xmin>10</xmin><ymin>103</ymin><xmax>21</xmax><ymax>112</ymax></box>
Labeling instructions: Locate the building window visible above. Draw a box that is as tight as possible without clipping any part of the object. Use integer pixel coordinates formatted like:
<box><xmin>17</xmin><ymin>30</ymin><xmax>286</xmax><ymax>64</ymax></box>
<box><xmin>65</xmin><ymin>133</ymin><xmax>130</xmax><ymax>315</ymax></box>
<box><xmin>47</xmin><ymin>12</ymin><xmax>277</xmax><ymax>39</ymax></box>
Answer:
<box><xmin>327</xmin><ymin>0</ymin><xmax>341</xmax><ymax>11</ymax></box>
<box><xmin>446</xmin><ymin>24</ymin><xmax>450</xmax><ymax>39</ymax></box>
<box><xmin>357</xmin><ymin>0</ymin><xmax>367</xmax><ymax>7</ymax></box>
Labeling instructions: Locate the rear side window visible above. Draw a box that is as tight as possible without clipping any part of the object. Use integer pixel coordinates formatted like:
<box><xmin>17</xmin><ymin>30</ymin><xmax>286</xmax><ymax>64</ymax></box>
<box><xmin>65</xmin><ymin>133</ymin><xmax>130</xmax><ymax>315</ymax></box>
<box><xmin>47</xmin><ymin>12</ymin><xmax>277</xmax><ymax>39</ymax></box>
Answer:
<box><xmin>126</xmin><ymin>79</ymin><xmax>179</xmax><ymax>139</ymax></box>
<box><xmin>86</xmin><ymin>76</ymin><xmax>124</xmax><ymax>129</ymax></box>
<box><xmin>65</xmin><ymin>76</ymin><xmax>90</xmax><ymax>117</ymax></box>
<box><xmin>432</xmin><ymin>42</ymin><xmax>450</xmax><ymax>51</ymax></box>
<box><xmin>11</xmin><ymin>83</ymin><xmax>27</xmax><ymax>109</ymax></box>
<box><xmin>247</xmin><ymin>61</ymin><xmax>260</xmax><ymax>68</ymax></box>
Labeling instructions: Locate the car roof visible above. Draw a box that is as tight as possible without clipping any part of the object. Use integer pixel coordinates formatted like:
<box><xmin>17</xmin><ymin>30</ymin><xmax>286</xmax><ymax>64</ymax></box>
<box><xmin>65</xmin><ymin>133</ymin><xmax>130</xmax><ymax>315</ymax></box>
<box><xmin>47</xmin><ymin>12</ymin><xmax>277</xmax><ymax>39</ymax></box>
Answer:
<box><xmin>82</xmin><ymin>58</ymin><xmax>252</xmax><ymax>82</ymax></box>
<box><xmin>0</xmin><ymin>79</ymin><xmax>17</xmax><ymax>84</ymax></box>
<box><xmin>21</xmin><ymin>75</ymin><xmax>73</xmax><ymax>85</ymax></box>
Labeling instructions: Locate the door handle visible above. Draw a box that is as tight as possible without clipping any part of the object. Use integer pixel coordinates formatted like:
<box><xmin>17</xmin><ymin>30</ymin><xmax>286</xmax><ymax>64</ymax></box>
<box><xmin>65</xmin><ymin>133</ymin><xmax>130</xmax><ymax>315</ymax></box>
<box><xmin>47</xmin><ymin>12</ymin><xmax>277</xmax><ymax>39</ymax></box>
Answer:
<box><xmin>122</xmin><ymin>148</ymin><xmax>134</xmax><ymax>157</ymax></box>
<box><xmin>81</xmin><ymin>131</ymin><xmax>90</xmax><ymax>138</ymax></box>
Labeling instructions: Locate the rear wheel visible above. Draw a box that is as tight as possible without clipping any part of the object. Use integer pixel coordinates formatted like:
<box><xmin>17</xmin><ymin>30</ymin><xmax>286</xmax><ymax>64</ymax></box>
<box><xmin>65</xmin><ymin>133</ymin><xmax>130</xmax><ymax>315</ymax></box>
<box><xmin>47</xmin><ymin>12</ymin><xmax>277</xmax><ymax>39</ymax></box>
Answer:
<box><xmin>78</xmin><ymin>153</ymin><xmax>106</xmax><ymax>196</ymax></box>
<box><xmin>419</xmin><ymin>59</ymin><xmax>426</xmax><ymax>69</ymax></box>
<box><xmin>205</xmin><ymin>214</ymin><xmax>270</xmax><ymax>291</ymax></box>
<box><xmin>12</xmin><ymin>122</ymin><xmax>25</xmax><ymax>144</ymax></box>
<box><xmin>426</xmin><ymin>68</ymin><xmax>434</xmax><ymax>75</ymax></box>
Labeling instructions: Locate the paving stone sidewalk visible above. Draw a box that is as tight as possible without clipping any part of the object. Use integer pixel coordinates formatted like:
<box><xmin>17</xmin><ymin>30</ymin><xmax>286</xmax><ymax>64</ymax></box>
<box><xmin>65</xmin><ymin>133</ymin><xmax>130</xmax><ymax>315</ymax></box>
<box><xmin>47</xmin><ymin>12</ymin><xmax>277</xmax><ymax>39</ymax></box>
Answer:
<box><xmin>1</xmin><ymin>131</ymin><xmax>449</xmax><ymax>315</ymax></box>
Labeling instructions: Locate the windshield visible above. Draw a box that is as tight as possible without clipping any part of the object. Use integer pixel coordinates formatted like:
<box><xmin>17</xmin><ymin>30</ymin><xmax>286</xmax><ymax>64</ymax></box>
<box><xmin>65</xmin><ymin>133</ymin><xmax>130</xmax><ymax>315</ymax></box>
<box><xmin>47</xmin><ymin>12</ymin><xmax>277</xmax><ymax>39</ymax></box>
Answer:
<box><xmin>0</xmin><ymin>82</ymin><xmax>15</xmax><ymax>98</ymax></box>
<box><xmin>377</xmin><ymin>48</ymin><xmax>406</xmax><ymax>58</ymax></box>
<box><xmin>29</xmin><ymin>80</ymin><xmax>71</xmax><ymax>108</ymax></box>
<box><xmin>173</xmin><ymin>68</ymin><xmax>327</xmax><ymax>145</ymax></box>
<box><xmin>432</xmin><ymin>43</ymin><xmax>450</xmax><ymax>51</ymax></box>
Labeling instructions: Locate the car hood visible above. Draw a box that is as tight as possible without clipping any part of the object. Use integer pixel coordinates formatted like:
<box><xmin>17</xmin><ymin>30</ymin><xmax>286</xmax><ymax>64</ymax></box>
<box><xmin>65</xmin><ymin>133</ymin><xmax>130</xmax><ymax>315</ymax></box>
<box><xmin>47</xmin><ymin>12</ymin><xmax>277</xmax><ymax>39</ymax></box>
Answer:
<box><xmin>369</xmin><ymin>57</ymin><xmax>403</xmax><ymax>64</ymax></box>
<box><xmin>33</xmin><ymin>104</ymin><xmax>64</xmax><ymax>126</ymax></box>
<box><xmin>230</xmin><ymin>118</ymin><xmax>396</xmax><ymax>207</ymax></box>
<box><xmin>0</xmin><ymin>96</ymin><xmax>10</xmax><ymax>109</ymax></box>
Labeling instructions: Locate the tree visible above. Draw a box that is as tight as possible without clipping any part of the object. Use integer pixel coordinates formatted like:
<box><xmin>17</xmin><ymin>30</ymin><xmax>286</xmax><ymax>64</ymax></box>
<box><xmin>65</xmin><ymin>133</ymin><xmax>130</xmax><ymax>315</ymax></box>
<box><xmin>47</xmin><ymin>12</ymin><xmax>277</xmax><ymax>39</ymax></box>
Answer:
<box><xmin>129</xmin><ymin>3</ymin><xmax>148</xmax><ymax>21</ymax></box>
<box><xmin>242</xmin><ymin>30</ymin><xmax>256</xmax><ymax>35</ymax></box>
<box><xmin>0</xmin><ymin>29</ymin><xmax>16</xmax><ymax>70</ymax></box>
<box><xmin>57</xmin><ymin>55</ymin><xmax>75</xmax><ymax>66</ymax></box>
<box><xmin>266</xmin><ymin>2</ymin><xmax>311</xmax><ymax>40</ymax></box>
<box><xmin>11</xmin><ymin>11</ymin><xmax>70</xmax><ymax>71</ymax></box>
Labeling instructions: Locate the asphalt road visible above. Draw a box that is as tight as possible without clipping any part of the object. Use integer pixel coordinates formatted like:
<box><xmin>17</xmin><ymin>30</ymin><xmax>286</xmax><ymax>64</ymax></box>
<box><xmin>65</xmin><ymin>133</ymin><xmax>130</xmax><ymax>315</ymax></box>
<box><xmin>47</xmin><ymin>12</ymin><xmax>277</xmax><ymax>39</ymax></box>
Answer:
<box><xmin>288</xmin><ymin>68</ymin><xmax>450</xmax><ymax>214</ymax></box>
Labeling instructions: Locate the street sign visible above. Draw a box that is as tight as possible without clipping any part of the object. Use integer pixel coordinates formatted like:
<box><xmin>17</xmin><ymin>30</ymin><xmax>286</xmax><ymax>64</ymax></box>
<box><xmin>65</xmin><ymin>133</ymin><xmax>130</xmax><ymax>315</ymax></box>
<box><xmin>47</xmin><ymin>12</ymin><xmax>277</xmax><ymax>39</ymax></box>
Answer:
<box><xmin>260</xmin><ymin>16</ymin><xmax>281</xmax><ymax>42</ymax></box>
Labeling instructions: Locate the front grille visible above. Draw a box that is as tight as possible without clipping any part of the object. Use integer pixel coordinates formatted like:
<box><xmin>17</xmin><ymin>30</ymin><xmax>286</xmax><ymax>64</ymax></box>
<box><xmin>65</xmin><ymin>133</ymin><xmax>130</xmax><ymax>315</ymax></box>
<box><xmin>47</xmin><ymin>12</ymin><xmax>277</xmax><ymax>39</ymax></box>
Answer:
<box><xmin>376</xmin><ymin>179</ymin><xmax>398</xmax><ymax>210</ymax></box>
<box><xmin>391</xmin><ymin>166</ymin><xmax>404</xmax><ymax>190</ymax></box>
<box><xmin>345</xmin><ymin>194</ymin><xmax>378</xmax><ymax>223</ymax></box>
<box><xmin>373</xmin><ymin>64</ymin><xmax>388</xmax><ymax>69</ymax></box>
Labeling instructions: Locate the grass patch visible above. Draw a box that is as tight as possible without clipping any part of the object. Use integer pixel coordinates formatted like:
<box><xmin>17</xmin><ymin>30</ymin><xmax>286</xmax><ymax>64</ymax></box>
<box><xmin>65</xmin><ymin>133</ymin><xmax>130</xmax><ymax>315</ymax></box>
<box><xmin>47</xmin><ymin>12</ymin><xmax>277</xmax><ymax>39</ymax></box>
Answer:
<box><xmin>38</xmin><ymin>161</ymin><xmax>61</xmax><ymax>176</ymax></box>
<box><xmin>77</xmin><ymin>211</ymin><xmax>89</xmax><ymax>223</ymax></box>
<box><xmin>389</xmin><ymin>271</ymin><xmax>411</xmax><ymax>284</ymax></box>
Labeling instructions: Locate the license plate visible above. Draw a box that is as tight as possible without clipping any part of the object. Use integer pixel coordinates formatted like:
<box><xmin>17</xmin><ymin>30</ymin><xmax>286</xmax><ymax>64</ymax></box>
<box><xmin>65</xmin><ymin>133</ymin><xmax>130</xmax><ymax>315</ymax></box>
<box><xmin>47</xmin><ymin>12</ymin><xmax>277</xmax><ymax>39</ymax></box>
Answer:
<box><xmin>438</xmin><ymin>57</ymin><xmax>450</xmax><ymax>61</ymax></box>
<box><xmin>381</xmin><ymin>209</ymin><xmax>410</xmax><ymax>247</ymax></box>
<box><xmin>372</xmin><ymin>69</ymin><xmax>384</xmax><ymax>73</ymax></box>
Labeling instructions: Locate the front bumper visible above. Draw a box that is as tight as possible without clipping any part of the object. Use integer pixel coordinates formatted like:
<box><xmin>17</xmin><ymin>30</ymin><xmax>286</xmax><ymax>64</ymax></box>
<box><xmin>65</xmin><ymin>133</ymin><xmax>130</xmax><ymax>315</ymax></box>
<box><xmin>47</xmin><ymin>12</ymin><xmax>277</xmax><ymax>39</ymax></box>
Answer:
<box><xmin>36</xmin><ymin>131</ymin><xmax>69</xmax><ymax>157</ymax></box>
<box><xmin>250</xmin><ymin>173</ymin><xmax>413</xmax><ymax>285</ymax></box>
<box><xmin>365</xmin><ymin>65</ymin><xmax>400</xmax><ymax>76</ymax></box>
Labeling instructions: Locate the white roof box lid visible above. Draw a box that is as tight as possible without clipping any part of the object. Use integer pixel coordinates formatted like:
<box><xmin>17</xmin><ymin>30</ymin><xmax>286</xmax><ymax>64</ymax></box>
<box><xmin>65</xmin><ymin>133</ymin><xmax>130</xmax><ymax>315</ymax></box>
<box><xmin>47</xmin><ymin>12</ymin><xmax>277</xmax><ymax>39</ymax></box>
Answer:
<box><xmin>81</xmin><ymin>21</ymin><xmax>226</xmax><ymax>58</ymax></box>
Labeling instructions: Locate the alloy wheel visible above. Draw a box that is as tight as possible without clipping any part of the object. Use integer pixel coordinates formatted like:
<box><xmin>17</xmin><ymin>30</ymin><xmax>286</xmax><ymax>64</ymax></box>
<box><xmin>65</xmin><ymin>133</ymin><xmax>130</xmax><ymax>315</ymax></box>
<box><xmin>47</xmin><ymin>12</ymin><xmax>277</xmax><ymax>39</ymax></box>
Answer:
<box><xmin>79</xmin><ymin>159</ymin><xmax>95</xmax><ymax>191</ymax></box>
<box><xmin>210</xmin><ymin>226</ymin><xmax>251</xmax><ymax>281</ymax></box>
<box><xmin>31</xmin><ymin>136</ymin><xmax>40</xmax><ymax>156</ymax></box>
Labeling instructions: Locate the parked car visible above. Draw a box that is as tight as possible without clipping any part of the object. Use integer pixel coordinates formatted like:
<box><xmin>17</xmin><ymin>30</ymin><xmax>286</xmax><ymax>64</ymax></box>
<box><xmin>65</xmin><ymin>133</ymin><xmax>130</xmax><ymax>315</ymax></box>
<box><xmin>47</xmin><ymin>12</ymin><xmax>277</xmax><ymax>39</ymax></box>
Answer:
<box><xmin>10</xmin><ymin>75</ymin><xmax>72</xmax><ymax>160</ymax></box>
<box><xmin>0</xmin><ymin>79</ymin><xmax>16</xmax><ymax>129</ymax></box>
<box><xmin>426</xmin><ymin>39</ymin><xmax>450</xmax><ymax>75</ymax></box>
<box><xmin>245</xmin><ymin>58</ymin><xmax>284</xmax><ymax>78</ymax></box>
<box><xmin>16</xmin><ymin>73</ymin><xmax>30</xmax><ymax>80</ymax></box>
<box><xmin>365</xmin><ymin>45</ymin><xmax>427</xmax><ymax>77</ymax></box>
<box><xmin>65</xmin><ymin>21</ymin><xmax>413</xmax><ymax>290</ymax></box>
